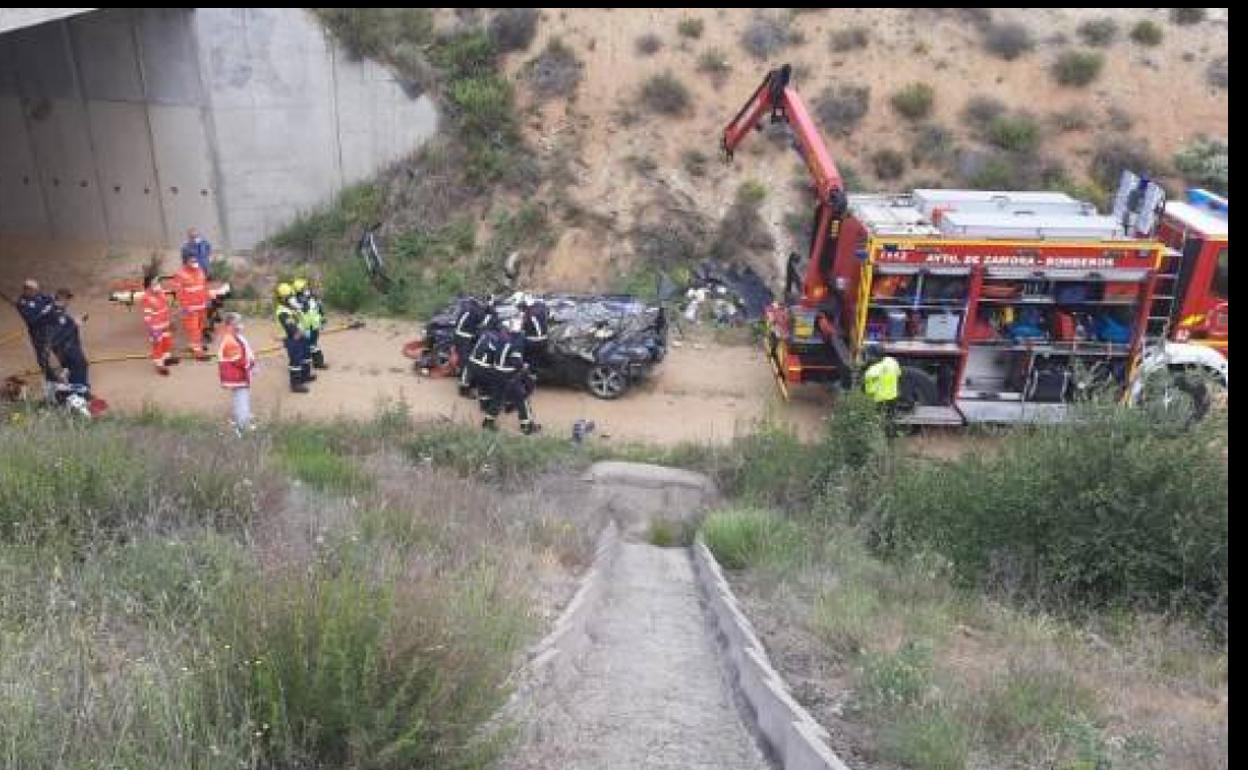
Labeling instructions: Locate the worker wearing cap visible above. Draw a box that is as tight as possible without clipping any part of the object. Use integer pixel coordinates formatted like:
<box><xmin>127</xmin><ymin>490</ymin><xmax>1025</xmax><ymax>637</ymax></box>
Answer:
<box><xmin>47</xmin><ymin>289</ymin><xmax>91</xmax><ymax>400</ymax></box>
<box><xmin>293</xmin><ymin>278</ymin><xmax>328</xmax><ymax>370</ymax></box>
<box><xmin>173</xmin><ymin>252</ymin><xmax>211</xmax><ymax>360</ymax></box>
<box><xmin>14</xmin><ymin>279</ymin><xmax>57</xmax><ymax>379</ymax></box>
<box><xmin>862</xmin><ymin>341</ymin><xmax>900</xmax><ymax>428</ymax></box>
<box><xmin>181</xmin><ymin>227</ymin><xmax>212</xmax><ymax>277</ymax></box>
<box><xmin>274</xmin><ymin>283</ymin><xmax>311</xmax><ymax>393</ymax></box>
<box><xmin>141</xmin><ymin>273</ymin><xmax>177</xmax><ymax>376</ymax></box>
<box><xmin>217</xmin><ymin>312</ymin><xmax>257</xmax><ymax>432</ymax></box>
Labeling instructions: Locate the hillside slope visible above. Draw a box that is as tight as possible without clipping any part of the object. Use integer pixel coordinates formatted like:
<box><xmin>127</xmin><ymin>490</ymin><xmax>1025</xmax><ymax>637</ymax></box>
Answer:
<box><xmin>503</xmin><ymin>8</ymin><xmax>1228</xmax><ymax>289</ymax></box>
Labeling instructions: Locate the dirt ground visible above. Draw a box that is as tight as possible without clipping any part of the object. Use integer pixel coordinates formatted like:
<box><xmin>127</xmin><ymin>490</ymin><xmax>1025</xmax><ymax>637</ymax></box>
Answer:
<box><xmin>0</xmin><ymin>238</ymin><xmax>832</xmax><ymax>444</ymax></box>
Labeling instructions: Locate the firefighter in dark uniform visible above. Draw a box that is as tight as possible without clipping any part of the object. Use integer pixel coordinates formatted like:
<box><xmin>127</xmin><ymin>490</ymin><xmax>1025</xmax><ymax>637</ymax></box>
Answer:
<box><xmin>486</xmin><ymin>318</ymin><xmax>540</xmax><ymax>435</ymax></box>
<box><xmin>518</xmin><ymin>294</ymin><xmax>550</xmax><ymax>369</ymax></box>
<box><xmin>14</xmin><ymin>279</ymin><xmax>57</xmax><ymax>380</ymax></box>
<box><xmin>47</xmin><ymin>289</ymin><xmax>91</xmax><ymax>401</ymax></box>
<box><xmin>468</xmin><ymin>320</ymin><xmax>504</xmax><ymax>428</ymax></box>
<box><xmin>293</xmin><ymin>278</ymin><xmax>328</xmax><ymax>370</ymax></box>
<box><xmin>275</xmin><ymin>283</ymin><xmax>311</xmax><ymax>393</ymax></box>
<box><xmin>455</xmin><ymin>295</ymin><xmax>493</xmax><ymax>397</ymax></box>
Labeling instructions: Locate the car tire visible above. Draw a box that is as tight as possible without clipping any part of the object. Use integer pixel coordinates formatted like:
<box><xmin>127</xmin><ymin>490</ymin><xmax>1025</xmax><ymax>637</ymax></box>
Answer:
<box><xmin>587</xmin><ymin>364</ymin><xmax>628</xmax><ymax>400</ymax></box>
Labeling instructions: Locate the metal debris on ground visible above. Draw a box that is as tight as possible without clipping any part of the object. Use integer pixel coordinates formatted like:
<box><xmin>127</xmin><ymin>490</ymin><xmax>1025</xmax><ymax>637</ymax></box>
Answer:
<box><xmin>679</xmin><ymin>260</ymin><xmax>775</xmax><ymax>326</ymax></box>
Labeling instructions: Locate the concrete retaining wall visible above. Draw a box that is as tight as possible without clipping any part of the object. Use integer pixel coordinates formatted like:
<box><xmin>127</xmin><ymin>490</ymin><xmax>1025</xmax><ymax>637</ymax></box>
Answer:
<box><xmin>693</xmin><ymin>538</ymin><xmax>853</xmax><ymax>770</ymax></box>
<box><xmin>0</xmin><ymin>8</ymin><xmax>437</xmax><ymax>251</ymax></box>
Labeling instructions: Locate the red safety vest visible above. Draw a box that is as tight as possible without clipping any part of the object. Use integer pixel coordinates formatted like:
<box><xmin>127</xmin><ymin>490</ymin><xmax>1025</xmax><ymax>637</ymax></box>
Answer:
<box><xmin>217</xmin><ymin>331</ymin><xmax>255</xmax><ymax>388</ymax></box>
<box><xmin>174</xmin><ymin>264</ymin><xmax>208</xmax><ymax>312</ymax></box>
<box><xmin>141</xmin><ymin>286</ymin><xmax>171</xmax><ymax>332</ymax></box>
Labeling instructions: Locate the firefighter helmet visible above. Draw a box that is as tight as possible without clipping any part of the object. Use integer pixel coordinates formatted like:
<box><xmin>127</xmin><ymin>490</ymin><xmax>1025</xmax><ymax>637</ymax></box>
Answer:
<box><xmin>292</xmin><ymin>278</ymin><xmax>308</xmax><ymax>293</ymax></box>
<box><xmin>276</xmin><ymin>282</ymin><xmax>294</xmax><ymax>299</ymax></box>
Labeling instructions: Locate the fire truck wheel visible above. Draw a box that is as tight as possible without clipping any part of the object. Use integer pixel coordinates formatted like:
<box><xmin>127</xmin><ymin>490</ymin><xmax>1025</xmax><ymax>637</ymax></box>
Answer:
<box><xmin>897</xmin><ymin>366</ymin><xmax>939</xmax><ymax>411</ymax></box>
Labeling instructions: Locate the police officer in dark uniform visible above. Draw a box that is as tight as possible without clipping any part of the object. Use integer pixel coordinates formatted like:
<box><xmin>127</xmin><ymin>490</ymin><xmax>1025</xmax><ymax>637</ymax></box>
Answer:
<box><xmin>47</xmin><ymin>289</ymin><xmax>91</xmax><ymax>400</ymax></box>
<box><xmin>14</xmin><ymin>279</ymin><xmax>57</xmax><ymax>380</ymax></box>
<box><xmin>455</xmin><ymin>295</ymin><xmax>493</xmax><ymax>397</ymax></box>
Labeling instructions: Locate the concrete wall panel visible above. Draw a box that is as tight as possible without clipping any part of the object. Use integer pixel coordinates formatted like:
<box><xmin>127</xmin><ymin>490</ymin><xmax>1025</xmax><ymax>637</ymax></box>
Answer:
<box><xmin>27</xmin><ymin>97</ymin><xmax>106</xmax><ymax>240</ymax></box>
<box><xmin>85</xmin><ymin>100</ymin><xmax>164</xmax><ymax>244</ymax></box>
<box><xmin>136</xmin><ymin>8</ymin><xmax>202</xmax><ymax>106</ymax></box>
<box><xmin>69</xmin><ymin>9</ymin><xmax>142</xmax><ymax>102</ymax></box>
<box><xmin>9</xmin><ymin>22</ymin><xmax>75</xmax><ymax>98</ymax></box>
<box><xmin>148</xmin><ymin>104</ymin><xmax>222</xmax><ymax>245</ymax></box>
<box><xmin>0</xmin><ymin>96</ymin><xmax>50</xmax><ymax>235</ymax></box>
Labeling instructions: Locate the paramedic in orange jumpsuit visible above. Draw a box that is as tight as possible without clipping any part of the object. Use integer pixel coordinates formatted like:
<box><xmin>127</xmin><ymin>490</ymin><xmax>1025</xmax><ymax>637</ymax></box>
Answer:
<box><xmin>174</xmin><ymin>253</ymin><xmax>210</xmax><ymax>360</ymax></box>
<box><xmin>140</xmin><ymin>273</ymin><xmax>177</xmax><ymax>375</ymax></box>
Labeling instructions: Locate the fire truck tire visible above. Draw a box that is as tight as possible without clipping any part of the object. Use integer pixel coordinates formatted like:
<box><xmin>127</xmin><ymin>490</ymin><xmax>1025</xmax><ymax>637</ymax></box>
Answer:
<box><xmin>897</xmin><ymin>366</ymin><xmax>939</xmax><ymax>410</ymax></box>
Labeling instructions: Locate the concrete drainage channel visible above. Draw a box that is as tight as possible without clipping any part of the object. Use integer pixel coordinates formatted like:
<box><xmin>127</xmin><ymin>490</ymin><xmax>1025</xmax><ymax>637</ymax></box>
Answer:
<box><xmin>500</xmin><ymin>462</ymin><xmax>850</xmax><ymax>770</ymax></box>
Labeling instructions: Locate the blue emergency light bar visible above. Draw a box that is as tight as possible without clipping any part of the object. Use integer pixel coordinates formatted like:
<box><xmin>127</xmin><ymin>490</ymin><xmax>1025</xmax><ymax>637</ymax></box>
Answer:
<box><xmin>1187</xmin><ymin>188</ymin><xmax>1229</xmax><ymax>216</ymax></box>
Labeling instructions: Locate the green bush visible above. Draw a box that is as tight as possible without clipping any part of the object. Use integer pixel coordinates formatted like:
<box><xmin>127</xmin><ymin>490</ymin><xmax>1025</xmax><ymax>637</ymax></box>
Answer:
<box><xmin>879</xmin><ymin>706</ymin><xmax>971</xmax><ymax>770</ymax></box>
<box><xmin>1173</xmin><ymin>136</ymin><xmax>1229</xmax><ymax>195</ymax></box>
<box><xmin>1077</xmin><ymin>17</ymin><xmax>1118</xmax><ymax>46</ymax></box>
<box><xmin>1090</xmin><ymin>138</ymin><xmax>1161</xmax><ymax>190</ymax></box>
<box><xmin>221</xmin><ymin>557</ymin><xmax>527</xmax><ymax>769</ymax></box>
<box><xmin>268</xmin><ymin>183</ymin><xmax>381</xmax><ymax>257</ymax></box>
<box><xmin>648</xmin><ymin>517</ymin><xmax>696</xmax><ymax>547</ymax></box>
<box><xmin>854</xmin><ymin>641</ymin><xmax>934</xmax><ymax>714</ymax></box>
<box><xmin>1130</xmin><ymin>19</ymin><xmax>1164</xmax><ymax>46</ymax></box>
<box><xmin>982</xmin><ymin>22</ymin><xmax>1035</xmax><ymax>60</ymax></box>
<box><xmin>448</xmin><ymin>74</ymin><xmax>515</xmax><ymax>138</ymax></box>
<box><xmin>980</xmin><ymin>666</ymin><xmax>1100</xmax><ymax>748</ymax></box>
<box><xmin>429</xmin><ymin>30</ymin><xmax>497</xmax><ymax>80</ymax></box>
<box><xmin>525</xmin><ymin>37</ymin><xmax>584</xmax><ymax>99</ymax></box>
<box><xmin>1206</xmin><ymin>56</ymin><xmax>1227</xmax><ymax>89</ymax></box>
<box><xmin>911</xmin><ymin>124</ymin><xmax>956</xmax><ymax>167</ymax></box>
<box><xmin>738</xmin><ymin>179</ymin><xmax>768</xmax><ymax>205</ymax></box>
<box><xmin>678</xmin><ymin>17</ymin><xmax>705</xmax><ymax>39</ymax></box>
<box><xmin>815</xmin><ymin>84</ymin><xmax>871</xmax><ymax>136</ymax></box>
<box><xmin>313</xmin><ymin>9</ymin><xmax>434</xmax><ymax>61</ymax></box>
<box><xmin>986</xmin><ymin>113</ymin><xmax>1042</xmax><ymax>154</ymax></box>
<box><xmin>404</xmin><ymin>424</ymin><xmax>577</xmax><ymax>483</ymax></box>
<box><xmin>1169</xmin><ymin>7</ymin><xmax>1206</xmax><ymax>25</ymax></box>
<box><xmin>640</xmin><ymin>71</ymin><xmax>692</xmax><ymax>115</ymax></box>
<box><xmin>636</xmin><ymin>32</ymin><xmax>663</xmax><ymax>56</ymax></box>
<box><xmin>873</xmin><ymin>148</ymin><xmax>907</xmax><ymax>180</ymax></box>
<box><xmin>891</xmin><ymin>82</ymin><xmax>936</xmax><ymax>121</ymax></box>
<box><xmin>682</xmin><ymin>148</ymin><xmax>709</xmax><ymax>177</ymax></box>
<box><xmin>961</xmin><ymin>95</ymin><xmax>1006</xmax><ymax>128</ymax></box>
<box><xmin>883</xmin><ymin>405</ymin><xmax>1228</xmax><ymax>626</ymax></box>
<box><xmin>321</xmin><ymin>259</ymin><xmax>373</xmax><ymax>313</ymax></box>
<box><xmin>275</xmin><ymin>428</ymin><xmax>373</xmax><ymax>494</ymax></box>
<box><xmin>1052</xmin><ymin>50</ymin><xmax>1105</xmax><ymax>86</ymax></box>
<box><xmin>488</xmin><ymin>7</ymin><xmax>538</xmax><ymax>53</ymax></box>
<box><xmin>701</xmin><ymin>508</ymin><xmax>807</xmax><ymax>570</ymax></box>
<box><xmin>741</xmin><ymin>11</ymin><xmax>793</xmax><ymax>59</ymax></box>
<box><xmin>696</xmin><ymin>48</ymin><xmax>732</xmax><ymax>81</ymax></box>
<box><xmin>830</xmin><ymin>25</ymin><xmax>870</xmax><ymax>52</ymax></box>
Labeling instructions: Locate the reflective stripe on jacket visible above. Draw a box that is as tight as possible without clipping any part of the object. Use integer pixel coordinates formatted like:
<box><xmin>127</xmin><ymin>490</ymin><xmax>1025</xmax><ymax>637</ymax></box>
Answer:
<box><xmin>218</xmin><ymin>331</ymin><xmax>255</xmax><ymax>388</ymax></box>
<box><xmin>141</xmin><ymin>287</ymin><xmax>171</xmax><ymax>331</ymax></box>
<box><xmin>173</xmin><ymin>265</ymin><xmax>208</xmax><ymax>312</ymax></box>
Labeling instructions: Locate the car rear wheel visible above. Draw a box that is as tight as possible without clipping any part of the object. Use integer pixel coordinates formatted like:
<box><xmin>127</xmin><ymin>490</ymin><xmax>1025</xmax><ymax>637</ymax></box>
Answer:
<box><xmin>587</xmin><ymin>364</ymin><xmax>628</xmax><ymax>399</ymax></box>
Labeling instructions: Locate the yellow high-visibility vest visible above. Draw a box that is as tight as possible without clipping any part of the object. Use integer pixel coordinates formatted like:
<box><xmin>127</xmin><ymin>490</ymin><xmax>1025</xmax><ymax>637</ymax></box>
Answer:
<box><xmin>864</xmin><ymin>356</ymin><xmax>901</xmax><ymax>403</ymax></box>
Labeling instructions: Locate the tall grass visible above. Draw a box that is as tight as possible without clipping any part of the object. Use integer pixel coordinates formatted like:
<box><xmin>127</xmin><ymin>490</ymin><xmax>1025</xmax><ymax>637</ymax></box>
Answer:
<box><xmin>0</xmin><ymin>410</ymin><xmax>549</xmax><ymax>770</ymax></box>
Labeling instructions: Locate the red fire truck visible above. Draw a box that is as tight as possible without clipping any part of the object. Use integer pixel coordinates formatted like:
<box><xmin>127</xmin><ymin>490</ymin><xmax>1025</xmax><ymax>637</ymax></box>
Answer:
<box><xmin>724</xmin><ymin>66</ymin><xmax>1228</xmax><ymax>425</ymax></box>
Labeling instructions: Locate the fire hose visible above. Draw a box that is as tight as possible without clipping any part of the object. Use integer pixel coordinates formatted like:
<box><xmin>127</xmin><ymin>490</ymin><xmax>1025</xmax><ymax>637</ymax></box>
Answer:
<box><xmin>6</xmin><ymin>320</ymin><xmax>366</xmax><ymax>379</ymax></box>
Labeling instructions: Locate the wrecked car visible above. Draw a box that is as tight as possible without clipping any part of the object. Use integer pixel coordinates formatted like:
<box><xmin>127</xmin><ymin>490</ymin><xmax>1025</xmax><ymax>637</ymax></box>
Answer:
<box><xmin>407</xmin><ymin>293</ymin><xmax>668</xmax><ymax>399</ymax></box>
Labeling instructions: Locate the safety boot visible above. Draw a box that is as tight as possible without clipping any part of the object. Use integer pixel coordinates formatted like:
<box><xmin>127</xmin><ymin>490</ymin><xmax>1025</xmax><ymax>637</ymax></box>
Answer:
<box><xmin>312</xmin><ymin>350</ymin><xmax>328</xmax><ymax>370</ymax></box>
